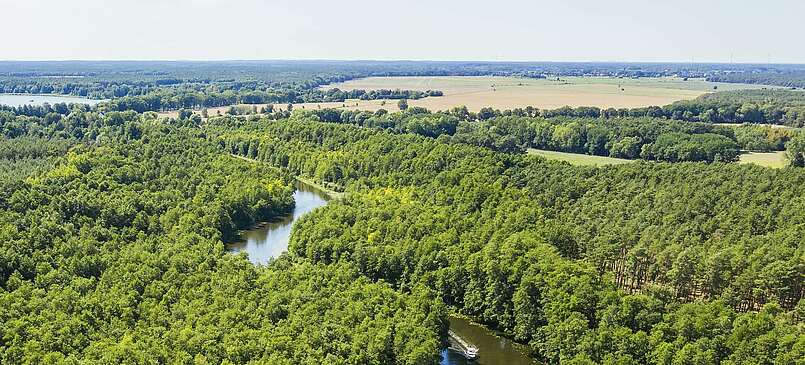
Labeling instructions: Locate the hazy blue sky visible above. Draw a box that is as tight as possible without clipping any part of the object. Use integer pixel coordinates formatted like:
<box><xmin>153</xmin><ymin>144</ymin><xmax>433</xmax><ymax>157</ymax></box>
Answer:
<box><xmin>2</xmin><ymin>0</ymin><xmax>803</xmax><ymax>63</ymax></box>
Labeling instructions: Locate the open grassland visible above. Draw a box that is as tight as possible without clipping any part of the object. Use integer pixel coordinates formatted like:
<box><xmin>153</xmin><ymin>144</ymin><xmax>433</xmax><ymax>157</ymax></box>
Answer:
<box><xmin>322</xmin><ymin>76</ymin><xmax>771</xmax><ymax>111</ymax></box>
<box><xmin>528</xmin><ymin>149</ymin><xmax>790</xmax><ymax>168</ymax></box>
<box><xmin>527</xmin><ymin>148</ymin><xmax>633</xmax><ymax>166</ymax></box>
<box><xmin>738</xmin><ymin>151</ymin><xmax>789</xmax><ymax>168</ymax></box>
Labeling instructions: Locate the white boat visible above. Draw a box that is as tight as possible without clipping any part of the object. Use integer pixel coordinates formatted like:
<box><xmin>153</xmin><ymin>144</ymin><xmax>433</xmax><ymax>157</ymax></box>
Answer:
<box><xmin>464</xmin><ymin>345</ymin><xmax>479</xmax><ymax>359</ymax></box>
<box><xmin>448</xmin><ymin>330</ymin><xmax>479</xmax><ymax>360</ymax></box>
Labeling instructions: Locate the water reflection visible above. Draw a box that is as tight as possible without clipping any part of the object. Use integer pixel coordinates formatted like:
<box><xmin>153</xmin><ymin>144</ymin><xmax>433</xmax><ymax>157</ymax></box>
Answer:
<box><xmin>441</xmin><ymin>316</ymin><xmax>538</xmax><ymax>365</ymax></box>
<box><xmin>227</xmin><ymin>180</ymin><xmax>330</xmax><ymax>264</ymax></box>
<box><xmin>227</xmin><ymin>181</ymin><xmax>538</xmax><ymax>365</ymax></box>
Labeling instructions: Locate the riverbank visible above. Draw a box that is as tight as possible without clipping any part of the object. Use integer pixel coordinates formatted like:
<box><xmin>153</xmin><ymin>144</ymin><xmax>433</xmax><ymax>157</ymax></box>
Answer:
<box><xmin>227</xmin><ymin>179</ymin><xmax>331</xmax><ymax>264</ymax></box>
<box><xmin>295</xmin><ymin>176</ymin><xmax>345</xmax><ymax>200</ymax></box>
<box><xmin>443</xmin><ymin>314</ymin><xmax>538</xmax><ymax>365</ymax></box>
<box><xmin>229</xmin><ymin>153</ymin><xmax>346</xmax><ymax>199</ymax></box>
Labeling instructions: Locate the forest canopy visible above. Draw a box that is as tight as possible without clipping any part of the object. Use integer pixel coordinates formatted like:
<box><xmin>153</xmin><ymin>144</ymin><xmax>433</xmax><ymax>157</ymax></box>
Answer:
<box><xmin>0</xmin><ymin>62</ymin><xmax>804</xmax><ymax>364</ymax></box>
<box><xmin>217</xmin><ymin>116</ymin><xmax>804</xmax><ymax>364</ymax></box>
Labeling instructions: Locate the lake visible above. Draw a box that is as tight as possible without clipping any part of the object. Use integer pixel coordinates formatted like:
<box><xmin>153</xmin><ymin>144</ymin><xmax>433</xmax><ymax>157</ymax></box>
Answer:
<box><xmin>0</xmin><ymin>94</ymin><xmax>106</xmax><ymax>107</ymax></box>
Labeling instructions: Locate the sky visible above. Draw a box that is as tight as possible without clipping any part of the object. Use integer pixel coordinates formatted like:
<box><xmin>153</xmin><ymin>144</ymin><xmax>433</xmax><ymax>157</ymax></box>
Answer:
<box><xmin>2</xmin><ymin>0</ymin><xmax>804</xmax><ymax>63</ymax></box>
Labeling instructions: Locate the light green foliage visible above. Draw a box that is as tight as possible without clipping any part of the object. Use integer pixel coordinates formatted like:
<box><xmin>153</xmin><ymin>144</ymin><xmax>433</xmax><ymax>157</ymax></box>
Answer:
<box><xmin>0</xmin><ymin>115</ymin><xmax>444</xmax><ymax>364</ymax></box>
<box><xmin>527</xmin><ymin>148</ymin><xmax>633</xmax><ymax>166</ymax></box>
<box><xmin>0</xmin><ymin>101</ymin><xmax>803</xmax><ymax>364</ymax></box>
<box><xmin>786</xmin><ymin>133</ymin><xmax>805</xmax><ymax>167</ymax></box>
<box><xmin>218</xmin><ymin>117</ymin><xmax>804</xmax><ymax>363</ymax></box>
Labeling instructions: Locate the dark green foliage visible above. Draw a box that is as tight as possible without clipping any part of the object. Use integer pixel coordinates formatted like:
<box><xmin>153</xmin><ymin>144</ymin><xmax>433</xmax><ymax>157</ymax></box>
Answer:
<box><xmin>2</xmin><ymin>62</ymin><xmax>805</xmax><ymax>362</ymax></box>
<box><xmin>640</xmin><ymin>132</ymin><xmax>740</xmax><ymax>162</ymax></box>
<box><xmin>453</xmin><ymin>116</ymin><xmax>742</xmax><ymax>162</ymax></box>
<box><xmin>665</xmin><ymin>90</ymin><xmax>805</xmax><ymax>127</ymax></box>
<box><xmin>303</xmin><ymin>109</ymin><xmax>743</xmax><ymax>163</ymax></box>
<box><xmin>786</xmin><ymin>133</ymin><xmax>805</xmax><ymax>167</ymax></box>
<box><xmin>733</xmin><ymin>124</ymin><xmax>796</xmax><ymax>152</ymax></box>
<box><xmin>0</xmin><ymin>123</ymin><xmax>445</xmax><ymax>364</ymax></box>
<box><xmin>0</xmin><ymin>136</ymin><xmax>70</xmax><ymax>160</ymax></box>
<box><xmin>466</xmin><ymin>90</ymin><xmax>805</xmax><ymax>127</ymax></box>
<box><xmin>707</xmin><ymin>71</ymin><xmax>805</xmax><ymax>88</ymax></box>
<box><xmin>303</xmin><ymin>88</ymin><xmax>442</xmax><ymax>102</ymax></box>
<box><xmin>218</xmin><ymin>117</ymin><xmax>804</xmax><ymax>363</ymax></box>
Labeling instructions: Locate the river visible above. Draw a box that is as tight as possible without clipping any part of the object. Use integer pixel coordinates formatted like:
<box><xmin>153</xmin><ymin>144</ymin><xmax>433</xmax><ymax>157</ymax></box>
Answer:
<box><xmin>228</xmin><ymin>179</ymin><xmax>538</xmax><ymax>364</ymax></box>
<box><xmin>441</xmin><ymin>316</ymin><xmax>538</xmax><ymax>365</ymax></box>
<box><xmin>0</xmin><ymin>93</ymin><xmax>106</xmax><ymax>107</ymax></box>
<box><xmin>227</xmin><ymin>180</ymin><xmax>330</xmax><ymax>265</ymax></box>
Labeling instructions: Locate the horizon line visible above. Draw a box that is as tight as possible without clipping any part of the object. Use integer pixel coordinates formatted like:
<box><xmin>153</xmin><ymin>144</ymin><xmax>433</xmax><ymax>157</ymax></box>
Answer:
<box><xmin>1</xmin><ymin>58</ymin><xmax>804</xmax><ymax>66</ymax></box>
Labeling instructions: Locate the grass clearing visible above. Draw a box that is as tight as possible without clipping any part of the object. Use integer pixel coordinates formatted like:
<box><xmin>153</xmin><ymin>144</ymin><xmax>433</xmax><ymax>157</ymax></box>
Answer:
<box><xmin>738</xmin><ymin>151</ymin><xmax>789</xmax><ymax>168</ymax></box>
<box><xmin>527</xmin><ymin>148</ymin><xmax>634</xmax><ymax>166</ymax></box>
<box><xmin>323</xmin><ymin>76</ymin><xmax>771</xmax><ymax>111</ymax></box>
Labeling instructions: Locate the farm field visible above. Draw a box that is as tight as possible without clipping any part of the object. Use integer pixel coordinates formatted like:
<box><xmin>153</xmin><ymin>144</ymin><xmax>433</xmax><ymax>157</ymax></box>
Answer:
<box><xmin>527</xmin><ymin>148</ymin><xmax>634</xmax><ymax>166</ymax></box>
<box><xmin>322</xmin><ymin>76</ymin><xmax>771</xmax><ymax>111</ymax></box>
<box><xmin>158</xmin><ymin>76</ymin><xmax>774</xmax><ymax>119</ymax></box>
<box><xmin>157</xmin><ymin>99</ymin><xmax>394</xmax><ymax>119</ymax></box>
<box><xmin>738</xmin><ymin>151</ymin><xmax>789</xmax><ymax>168</ymax></box>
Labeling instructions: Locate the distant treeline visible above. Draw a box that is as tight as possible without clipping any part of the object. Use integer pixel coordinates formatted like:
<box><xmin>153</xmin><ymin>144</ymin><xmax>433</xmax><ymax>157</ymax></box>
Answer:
<box><xmin>667</xmin><ymin>90</ymin><xmax>805</xmax><ymax>127</ymax></box>
<box><xmin>4</xmin><ymin>60</ymin><xmax>805</xmax><ymax>112</ymax></box>
<box><xmin>301</xmin><ymin>88</ymin><xmax>443</xmax><ymax>102</ymax></box>
<box><xmin>292</xmin><ymin>89</ymin><xmax>805</xmax><ymax>128</ymax></box>
<box><xmin>461</xmin><ymin>89</ymin><xmax>805</xmax><ymax>127</ymax></box>
<box><xmin>95</xmin><ymin>87</ymin><xmax>442</xmax><ymax>113</ymax></box>
<box><xmin>8</xmin><ymin>60</ymin><xmax>797</xmax><ymax>92</ymax></box>
<box><xmin>302</xmin><ymin>107</ymin><xmax>802</xmax><ymax>164</ymax></box>
<box><xmin>452</xmin><ymin>116</ymin><xmax>742</xmax><ymax>162</ymax></box>
<box><xmin>82</xmin><ymin>87</ymin><xmax>805</xmax><ymax>128</ymax></box>
<box><xmin>7</xmin><ymin>97</ymin><xmax>799</xmax><ymax>167</ymax></box>
<box><xmin>0</xmin><ymin>74</ymin><xmax>357</xmax><ymax>100</ymax></box>
<box><xmin>707</xmin><ymin>70</ymin><xmax>805</xmax><ymax>88</ymax></box>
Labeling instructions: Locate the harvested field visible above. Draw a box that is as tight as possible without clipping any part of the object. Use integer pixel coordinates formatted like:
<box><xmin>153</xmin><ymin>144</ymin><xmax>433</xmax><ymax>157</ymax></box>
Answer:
<box><xmin>322</xmin><ymin>76</ymin><xmax>770</xmax><ymax>111</ymax></box>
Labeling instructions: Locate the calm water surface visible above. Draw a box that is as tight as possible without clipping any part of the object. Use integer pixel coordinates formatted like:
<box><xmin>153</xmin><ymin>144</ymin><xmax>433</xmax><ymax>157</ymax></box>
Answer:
<box><xmin>0</xmin><ymin>94</ymin><xmax>106</xmax><ymax>107</ymax></box>
<box><xmin>228</xmin><ymin>180</ymin><xmax>538</xmax><ymax>364</ymax></box>
<box><xmin>227</xmin><ymin>180</ymin><xmax>330</xmax><ymax>264</ymax></box>
<box><xmin>441</xmin><ymin>316</ymin><xmax>538</xmax><ymax>365</ymax></box>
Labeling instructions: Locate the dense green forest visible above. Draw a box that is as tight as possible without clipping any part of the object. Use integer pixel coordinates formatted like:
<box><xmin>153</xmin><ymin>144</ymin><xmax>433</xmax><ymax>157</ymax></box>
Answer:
<box><xmin>0</xmin><ymin>114</ymin><xmax>444</xmax><ymax>364</ymax></box>
<box><xmin>707</xmin><ymin>71</ymin><xmax>805</xmax><ymax>89</ymax></box>
<box><xmin>9</xmin><ymin>101</ymin><xmax>793</xmax><ymax>166</ymax></box>
<box><xmin>2</xmin><ymin>62</ymin><xmax>805</xmax><ymax>364</ymax></box>
<box><xmin>664</xmin><ymin>90</ymin><xmax>805</xmax><ymax>127</ymax></box>
<box><xmin>303</xmin><ymin>107</ymin><xmax>802</xmax><ymax>163</ymax></box>
<box><xmin>99</xmin><ymin>87</ymin><xmax>444</xmax><ymax>113</ymax></box>
<box><xmin>0</xmin><ymin>104</ymin><xmax>802</xmax><ymax>364</ymax></box>
<box><xmin>216</xmin><ymin>116</ymin><xmax>803</xmax><ymax>363</ymax></box>
<box><xmin>437</xmin><ymin>90</ymin><xmax>805</xmax><ymax>128</ymax></box>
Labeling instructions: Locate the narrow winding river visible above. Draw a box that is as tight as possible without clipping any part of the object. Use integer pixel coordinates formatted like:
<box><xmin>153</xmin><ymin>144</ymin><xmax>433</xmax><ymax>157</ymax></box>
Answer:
<box><xmin>228</xmin><ymin>179</ymin><xmax>537</xmax><ymax>364</ymax></box>
<box><xmin>227</xmin><ymin>180</ymin><xmax>330</xmax><ymax>265</ymax></box>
